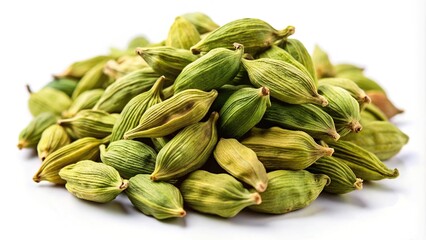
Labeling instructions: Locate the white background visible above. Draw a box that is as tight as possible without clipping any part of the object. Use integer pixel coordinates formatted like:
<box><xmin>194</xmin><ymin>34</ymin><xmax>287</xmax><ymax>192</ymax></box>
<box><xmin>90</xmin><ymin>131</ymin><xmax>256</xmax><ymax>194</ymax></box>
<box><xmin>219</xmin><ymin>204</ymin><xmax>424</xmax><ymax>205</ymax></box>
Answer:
<box><xmin>1</xmin><ymin>0</ymin><xmax>425</xmax><ymax>239</ymax></box>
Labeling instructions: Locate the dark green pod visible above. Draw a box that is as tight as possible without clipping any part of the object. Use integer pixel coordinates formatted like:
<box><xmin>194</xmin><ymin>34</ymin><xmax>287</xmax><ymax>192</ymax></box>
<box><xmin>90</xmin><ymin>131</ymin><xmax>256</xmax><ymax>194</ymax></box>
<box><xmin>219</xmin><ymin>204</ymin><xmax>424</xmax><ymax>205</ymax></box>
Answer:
<box><xmin>261</xmin><ymin>100</ymin><xmax>340</xmax><ymax>141</ymax></box>
<box><xmin>174</xmin><ymin>44</ymin><xmax>244</xmax><ymax>93</ymax></box>
<box><xmin>219</xmin><ymin>86</ymin><xmax>271</xmax><ymax>138</ymax></box>
<box><xmin>43</xmin><ymin>78</ymin><xmax>78</xmax><ymax>97</ymax></box>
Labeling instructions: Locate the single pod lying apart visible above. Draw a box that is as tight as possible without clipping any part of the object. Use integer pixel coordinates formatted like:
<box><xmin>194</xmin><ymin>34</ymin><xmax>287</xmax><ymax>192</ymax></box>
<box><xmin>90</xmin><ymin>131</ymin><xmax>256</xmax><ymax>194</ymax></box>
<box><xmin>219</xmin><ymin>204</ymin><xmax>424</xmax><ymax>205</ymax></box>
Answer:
<box><xmin>125</xmin><ymin>174</ymin><xmax>186</xmax><ymax>220</ymax></box>
<box><xmin>180</xmin><ymin>170</ymin><xmax>262</xmax><ymax>218</ymax></box>
<box><xmin>307</xmin><ymin>156</ymin><xmax>363</xmax><ymax>194</ymax></box>
<box><xmin>242</xmin><ymin>57</ymin><xmax>328</xmax><ymax>106</ymax></box>
<box><xmin>241</xmin><ymin>127</ymin><xmax>334</xmax><ymax>170</ymax></box>
<box><xmin>59</xmin><ymin>160</ymin><xmax>128</xmax><ymax>203</ymax></box>
<box><xmin>124</xmin><ymin>88</ymin><xmax>217</xmax><ymax>139</ymax></box>
<box><xmin>213</xmin><ymin>138</ymin><xmax>268</xmax><ymax>192</ymax></box>
<box><xmin>150</xmin><ymin>112</ymin><xmax>219</xmax><ymax>181</ymax></box>
<box><xmin>248</xmin><ymin>170</ymin><xmax>330</xmax><ymax>214</ymax></box>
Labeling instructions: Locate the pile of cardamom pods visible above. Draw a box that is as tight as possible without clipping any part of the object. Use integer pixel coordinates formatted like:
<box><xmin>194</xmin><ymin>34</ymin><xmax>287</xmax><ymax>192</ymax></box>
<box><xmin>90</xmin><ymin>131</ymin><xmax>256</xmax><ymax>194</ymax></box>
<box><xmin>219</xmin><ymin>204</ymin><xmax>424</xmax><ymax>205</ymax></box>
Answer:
<box><xmin>18</xmin><ymin>12</ymin><xmax>409</xmax><ymax>219</ymax></box>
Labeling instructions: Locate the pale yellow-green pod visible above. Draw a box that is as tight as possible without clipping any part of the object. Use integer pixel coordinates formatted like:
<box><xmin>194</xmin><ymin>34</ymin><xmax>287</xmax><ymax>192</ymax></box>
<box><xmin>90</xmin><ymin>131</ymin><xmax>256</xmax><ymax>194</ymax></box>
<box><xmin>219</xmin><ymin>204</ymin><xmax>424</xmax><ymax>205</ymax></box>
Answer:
<box><xmin>58</xmin><ymin>109</ymin><xmax>117</xmax><ymax>139</ymax></box>
<box><xmin>33</xmin><ymin>136</ymin><xmax>110</xmax><ymax>184</ymax></box>
<box><xmin>18</xmin><ymin>112</ymin><xmax>58</xmax><ymax>150</ymax></box>
<box><xmin>213</xmin><ymin>138</ymin><xmax>268</xmax><ymax>192</ymax></box>
<box><xmin>249</xmin><ymin>170</ymin><xmax>330</xmax><ymax>214</ymax></box>
<box><xmin>180</xmin><ymin>170</ymin><xmax>262</xmax><ymax>218</ymax></box>
<box><xmin>62</xmin><ymin>89</ymin><xmax>104</xmax><ymax>118</ymax></box>
<box><xmin>166</xmin><ymin>16</ymin><xmax>201</xmax><ymax>50</ymax></box>
<box><xmin>28</xmin><ymin>87</ymin><xmax>72</xmax><ymax>117</ymax></box>
<box><xmin>37</xmin><ymin>124</ymin><xmax>71</xmax><ymax>161</ymax></box>
<box><xmin>59</xmin><ymin>160</ymin><xmax>128</xmax><ymax>203</ymax></box>
<box><xmin>180</xmin><ymin>12</ymin><xmax>219</xmax><ymax>34</ymax></box>
<box><xmin>312</xmin><ymin>45</ymin><xmax>336</xmax><ymax>78</ymax></box>
<box><xmin>241</xmin><ymin>127</ymin><xmax>334</xmax><ymax>170</ymax></box>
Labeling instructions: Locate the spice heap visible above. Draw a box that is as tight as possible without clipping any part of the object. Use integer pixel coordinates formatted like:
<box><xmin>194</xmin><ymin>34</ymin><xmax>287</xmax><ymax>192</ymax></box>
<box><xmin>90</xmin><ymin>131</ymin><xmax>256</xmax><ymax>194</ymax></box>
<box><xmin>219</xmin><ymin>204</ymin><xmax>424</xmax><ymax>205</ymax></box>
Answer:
<box><xmin>18</xmin><ymin>12</ymin><xmax>408</xmax><ymax>219</ymax></box>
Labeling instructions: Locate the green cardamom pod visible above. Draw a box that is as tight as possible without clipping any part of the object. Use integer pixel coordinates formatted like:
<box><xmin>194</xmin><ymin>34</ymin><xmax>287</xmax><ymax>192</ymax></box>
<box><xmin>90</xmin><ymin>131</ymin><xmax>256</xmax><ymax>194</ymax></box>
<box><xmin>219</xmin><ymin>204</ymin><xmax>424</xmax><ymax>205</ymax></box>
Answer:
<box><xmin>110</xmin><ymin>76</ymin><xmax>165</xmax><ymax>142</ymax></box>
<box><xmin>319</xmin><ymin>77</ymin><xmax>371</xmax><ymax>110</ymax></box>
<box><xmin>125</xmin><ymin>174</ymin><xmax>186</xmax><ymax>219</ymax></box>
<box><xmin>333</xmin><ymin>63</ymin><xmax>364</xmax><ymax>75</ymax></box>
<box><xmin>242</xmin><ymin>57</ymin><xmax>328</xmax><ymax>106</ymax></box>
<box><xmin>58</xmin><ymin>109</ymin><xmax>117</xmax><ymax>139</ymax></box>
<box><xmin>213</xmin><ymin>138</ymin><xmax>268</xmax><ymax>192</ymax></box>
<box><xmin>312</xmin><ymin>45</ymin><xmax>336</xmax><ymax>78</ymax></box>
<box><xmin>59</xmin><ymin>160</ymin><xmax>128</xmax><ymax>203</ymax></box>
<box><xmin>335</xmin><ymin>70</ymin><xmax>385</xmax><ymax>93</ymax></box>
<box><xmin>180</xmin><ymin>170</ymin><xmax>262</xmax><ymax>218</ymax></box>
<box><xmin>366</xmin><ymin>91</ymin><xmax>404</xmax><ymax>119</ymax></box>
<box><xmin>173</xmin><ymin>43</ymin><xmax>244</xmax><ymax>93</ymax></box>
<box><xmin>150</xmin><ymin>112</ymin><xmax>219</xmax><ymax>181</ymax></box>
<box><xmin>241</xmin><ymin>127</ymin><xmax>334</xmax><ymax>170</ymax></box>
<box><xmin>103</xmin><ymin>55</ymin><xmax>149</xmax><ymax>80</ymax></box>
<box><xmin>181</xmin><ymin>12</ymin><xmax>219</xmax><ymax>34</ymax></box>
<box><xmin>37</xmin><ymin>124</ymin><xmax>71</xmax><ymax>160</ymax></box>
<box><xmin>54</xmin><ymin>55</ymin><xmax>112</xmax><ymax>80</ymax></box>
<box><xmin>210</xmin><ymin>84</ymin><xmax>252</xmax><ymax>111</ymax></box>
<box><xmin>18</xmin><ymin>112</ymin><xmax>58</xmax><ymax>149</ymax></box>
<box><xmin>124</xmin><ymin>89</ymin><xmax>217</xmax><ymax>139</ymax></box>
<box><xmin>341</xmin><ymin>121</ymin><xmax>409</xmax><ymax>161</ymax></box>
<box><xmin>27</xmin><ymin>86</ymin><xmax>72</xmax><ymax>117</ymax></box>
<box><xmin>248</xmin><ymin>170</ymin><xmax>330</xmax><ymax>214</ymax></box>
<box><xmin>190</xmin><ymin>18</ymin><xmax>295</xmax><ymax>55</ymax></box>
<box><xmin>280</xmin><ymin>38</ymin><xmax>317</xmax><ymax>81</ymax></box>
<box><xmin>257</xmin><ymin>45</ymin><xmax>314</xmax><ymax>82</ymax></box>
<box><xmin>307</xmin><ymin>156</ymin><xmax>363</xmax><ymax>194</ymax></box>
<box><xmin>62</xmin><ymin>88</ymin><xmax>104</xmax><ymax>118</ymax></box>
<box><xmin>166</xmin><ymin>16</ymin><xmax>201</xmax><ymax>50</ymax></box>
<box><xmin>318</xmin><ymin>83</ymin><xmax>362</xmax><ymax>137</ymax></box>
<box><xmin>93</xmin><ymin>68</ymin><xmax>160</xmax><ymax>113</ymax></box>
<box><xmin>360</xmin><ymin>103</ymin><xmax>388</xmax><ymax>122</ymax></box>
<box><xmin>136</xmin><ymin>46</ymin><xmax>198</xmax><ymax>79</ymax></box>
<box><xmin>261</xmin><ymin>100</ymin><xmax>340</xmax><ymax>141</ymax></box>
<box><xmin>71</xmin><ymin>62</ymin><xmax>111</xmax><ymax>100</ymax></box>
<box><xmin>43</xmin><ymin>78</ymin><xmax>78</xmax><ymax>97</ymax></box>
<box><xmin>33</xmin><ymin>136</ymin><xmax>109</xmax><ymax>184</ymax></box>
<box><xmin>326</xmin><ymin>140</ymin><xmax>399</xmax><ymax>181</ymax></box>
<box><xmin>100</xmin><ymin>140</ymin><xmax>157</xmax><ymax>179</ymax></box>
<box><xmin>219</xmin><ymin>86</ymin><xmax>271</xmax><ymax>138</ymax></box>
